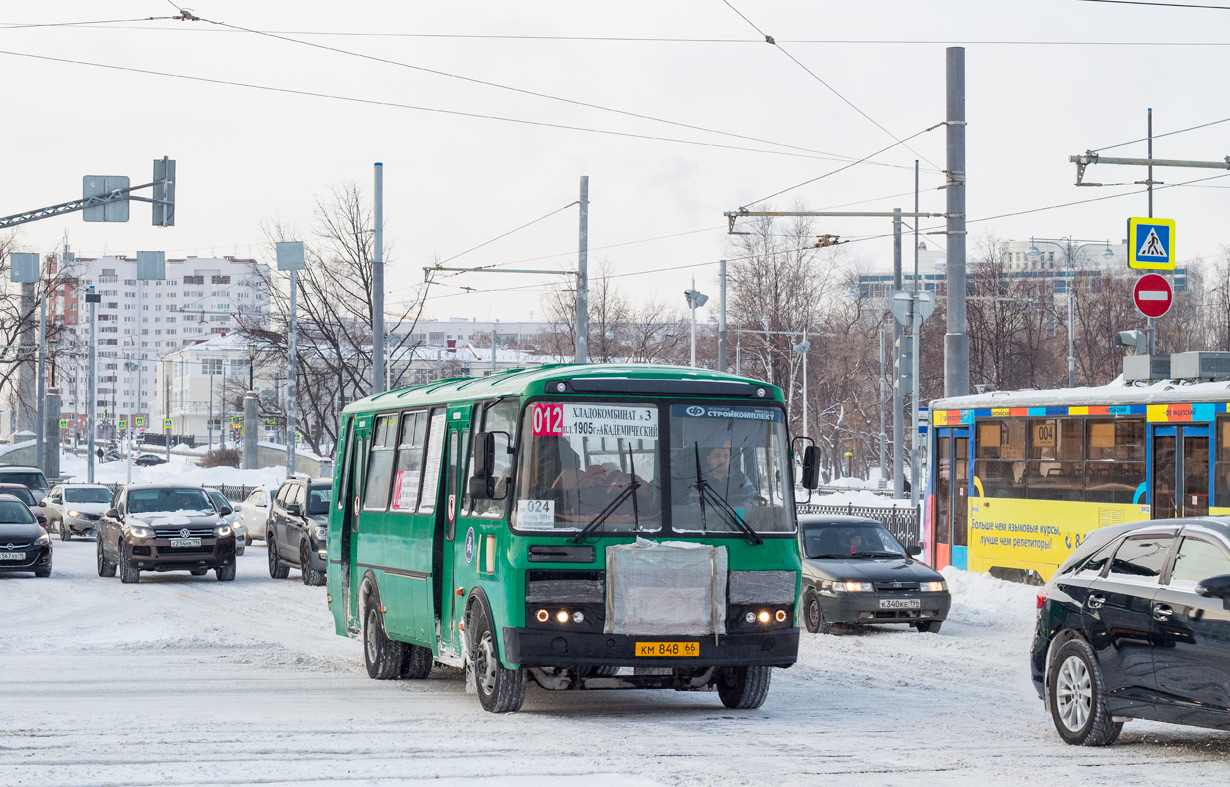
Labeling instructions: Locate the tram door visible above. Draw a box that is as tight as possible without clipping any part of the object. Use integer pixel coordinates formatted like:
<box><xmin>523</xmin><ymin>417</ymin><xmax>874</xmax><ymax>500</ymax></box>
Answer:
<box><xmin>1151</xmin><ymin>425</ymin><xmax>1210</xmax><ymax>519</ymax></box>
<box><xmin>933</xmin><ymin>428</ymin><xmax>970</xmax><ymax>570</ymax></box>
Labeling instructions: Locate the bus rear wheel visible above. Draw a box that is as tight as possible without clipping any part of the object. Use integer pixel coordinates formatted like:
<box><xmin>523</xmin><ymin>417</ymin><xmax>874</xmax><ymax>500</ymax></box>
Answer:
<box><xmin>469</xmin><ymin>605</ymin><xmax>525</xmax><ymax>713</ymax></box>
<box><xmin>716</xmin><ymin>665</ymin><xmax>771</xmax><ymax>709</ymax></box>
<box><xmin>400</xmin><ymin>644</ymin><xmax>433</xmax><ymax>679</ymax></box>
<box><xmin>364</xmin><ymin>605</ymin><xmax>405</xmax><ymax>680</ymax></box>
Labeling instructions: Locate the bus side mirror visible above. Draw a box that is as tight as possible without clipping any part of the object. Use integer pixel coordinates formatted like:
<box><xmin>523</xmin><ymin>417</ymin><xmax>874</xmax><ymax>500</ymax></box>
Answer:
<box><xmin>801</xmin><ymin>446</ymin><xmax>821</xmax><ymax>489</ymax></box>
<box><xmin>468</xmin><ymin>432</ymin><xmax>510</xmax><ymax>500</ymax></box>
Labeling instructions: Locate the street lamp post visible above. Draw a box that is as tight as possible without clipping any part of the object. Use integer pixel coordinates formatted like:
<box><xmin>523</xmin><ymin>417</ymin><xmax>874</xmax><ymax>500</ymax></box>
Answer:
<box><xmin>793</xmin><ymin>336</ymin><xmax>811</xmax><ymax>439</ymax></box>
<box><xmin>683</xmin><ymin>277</ymin><xmax>709</xmax><ymax>368</ymax></box>
<box><xmin>1025</xmin><ymin>237</ymin><xmax>1116</xmax><ymax>388</ymax></box>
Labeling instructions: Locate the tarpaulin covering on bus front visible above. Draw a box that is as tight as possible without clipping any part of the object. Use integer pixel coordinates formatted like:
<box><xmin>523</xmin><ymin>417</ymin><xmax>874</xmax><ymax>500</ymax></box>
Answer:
<box><xmin>605</xmin><ymin>539</ymin><xmax>727</xmax><ymax>636</ymax></box>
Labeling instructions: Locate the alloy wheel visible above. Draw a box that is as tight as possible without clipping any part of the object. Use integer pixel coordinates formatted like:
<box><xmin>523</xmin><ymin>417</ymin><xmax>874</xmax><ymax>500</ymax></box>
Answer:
<box><xmin>1056</xmin><ymin>654</ymin><xmax>1093</xmax><ymax>732</ymax></box>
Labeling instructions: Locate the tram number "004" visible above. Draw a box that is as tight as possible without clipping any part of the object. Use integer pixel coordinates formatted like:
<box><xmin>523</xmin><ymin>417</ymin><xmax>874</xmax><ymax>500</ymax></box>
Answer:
<box><xmin>635</xmin><ymin>641</ymin><xmax>700</xmax><ymax>657</ymax></box>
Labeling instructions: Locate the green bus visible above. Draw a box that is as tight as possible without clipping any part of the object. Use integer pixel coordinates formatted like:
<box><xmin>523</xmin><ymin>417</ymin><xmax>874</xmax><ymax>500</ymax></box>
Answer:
<box><xmin>326</xmin><ymin>363</ymin><xmax>814</xmax><ymax>713</ymax></box>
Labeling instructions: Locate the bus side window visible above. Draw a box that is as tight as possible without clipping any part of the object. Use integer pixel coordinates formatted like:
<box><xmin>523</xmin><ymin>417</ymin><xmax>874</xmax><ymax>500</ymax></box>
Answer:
<box><xmin>337</xmin><ymin>419</ymin><xmax>353</xmax><ymax>512</ymax></box>
<box><xmin>363</xmin><ymin>414</ymin><xmax>398</xmax><ymax>511</ymax></box>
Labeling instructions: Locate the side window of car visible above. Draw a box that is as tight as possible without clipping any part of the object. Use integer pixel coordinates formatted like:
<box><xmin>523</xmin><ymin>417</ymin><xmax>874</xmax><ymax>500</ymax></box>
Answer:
<box><xmin>275</xmin><ymin>485</ymin><xmax>290</xmax><ymax>509</ymax></box>
<box><xmin>1074</xmin><ymin>538</ymin><xmax>1120</xmax><ymax>578</ymax></box>
<box><xmin>1170</xmin><ymin>537</ymin><xmax>1230</xmax><ymax>585</ymax></box>
<box><xmin>1107</xmin><ymin>535</ymin><xmax>1175</xmax><ymax>582</ymax></box>
<box><xmin>115</xmin><ymin>492</ymin><xmax>126</xmax><ymax>516</ymax></box>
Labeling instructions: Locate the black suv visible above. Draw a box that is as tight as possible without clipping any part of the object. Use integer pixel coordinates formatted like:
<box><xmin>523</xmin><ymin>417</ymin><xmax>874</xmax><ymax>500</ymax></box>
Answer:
<box><xmin>1031</xmin><ymin>517</ymin><xmax>1230</xmax><ymax>745</ymax></box>
<box><xmin>267</xmin><ymin>476</ymin><xmax>332</xmax><ymax>586</ymax></box>
<box><xmin>97</xmin><ymin>484</ymin><xmax>237</xmax><ymax>583</ymax></box>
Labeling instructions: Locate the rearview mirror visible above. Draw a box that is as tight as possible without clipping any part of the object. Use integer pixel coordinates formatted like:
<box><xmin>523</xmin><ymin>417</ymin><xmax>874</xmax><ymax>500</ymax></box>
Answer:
<box><xmin>105</xmin><ymin>508</ymin><xmax>120</xmax><ymax>519</ymax></box>
<box><xmin>907</xmin><ymin>545</ymin><xmax>922</xmax><ymax>557</ymax></box>
<box><xmin>1196</xmin><ymin>574</ymin><xmax>1230</xmax><ymax>606</ymax></box>
<box><xmin>801</xmin><ymin>445</ymin><xmax>821</xmax><ymax>490</ymax></box>
<box><xmin>286</xmin><ymin>502</ymin><xmax>302</xmax><ymax>517</ymax></box>
<box><xmin>220</xmin><ymin>506</ymin><xmax>233</xmax><ymax>517</ymax></box>
<box><xmin>468</xmin><ymin>431</ymin><xmax>510</xmax><ymax>500</ymax></box>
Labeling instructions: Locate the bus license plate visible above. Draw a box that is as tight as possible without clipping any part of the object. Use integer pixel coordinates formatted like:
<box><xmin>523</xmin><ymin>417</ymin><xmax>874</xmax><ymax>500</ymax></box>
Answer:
<box><xmin>879</xmin><ymin>598</ymin><xmax>921</xmax><ymax>609</ymax></box>
<box><xmin>635</xmin><ymin>641</ymin><xmax>699</xmax><ymax>657</ymax></box>
<box><xmin>170</xmin><ymin>538</ymin><xmax>201</xmax><ymax>548</ymax></box>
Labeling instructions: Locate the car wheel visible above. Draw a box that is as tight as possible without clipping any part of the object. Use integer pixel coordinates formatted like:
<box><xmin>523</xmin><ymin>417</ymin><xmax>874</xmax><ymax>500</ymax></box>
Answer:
<box><xmin>916</xmin><ymin>620</ymin><xmax>943</xmax><ymax>633</ymax></box>
<box><xmin>34</xmin><ymin>560</ymin><xmax>51</xmax><ymax>578</ymax></box>
<box><xmin>97</xmin><ymin>538</ymin><xmax>116</xmax><ymax>577</ymax></box>
<box><xmin>364</xmin><ymin>602</ymin><xmax>405</xmax><ymax>680</ymax></box>
<box><xmin>118</xmin><ymin>548</ymin><xmax>140</xmax><ymax>584</ymax></box>
<box><xmin>245</xmin><ymin>533</ymin><xmax>253</xmax><ymax>547</ymax></box>
<box><xmin>1049</xmin><ymin>638</ymin><xmax>1122</xmax><ymax>746</ymax></box>
<box><xmin>400</xmin><ymin>644</ymin><xmax>433</xmax><ymax>679</ymax></box>
<box><xmin>301</xmin><ymin>542</ymin><xmax>326</xmax><ymax>586</ymax></box>
<box><xmin>803</xmin><ymin>589</ymin><xmax>830</xmax><ymax>634</ymax></box>
<box><xmin>716</xmin><ymin>665</ymin><xmax>772</xmax><ymax>710</ymax></box>
<box><xmin>468</xmin><ymin>603</ymin><xmax>525</xmax><ymax>713</ymax></box>
<box><xmin>60</xmin><ymin>521</ymin><xmax>71</xmax><ymax>541</ymax></box>
<box><xmin>216</xmin><ymin>562</ymin><xmax>236</xmax><ymax>582</ymax></box>
<box><xmin>267</xmin><ymin>537</ymin><xmax>289</xmax><ymax>579</ymax></box>
<box><xmin>190</xmin><ymin>568</ymin><xmax>208</xmax><ymax>576</ymax></box>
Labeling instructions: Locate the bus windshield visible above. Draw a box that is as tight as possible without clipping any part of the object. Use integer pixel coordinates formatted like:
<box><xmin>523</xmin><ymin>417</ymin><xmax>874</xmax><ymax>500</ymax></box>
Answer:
<box><xmin>668</xmin><ymin>404</ymin><xmax>793</xmax><ymax>535</ymax></box>
<box><xmin>514</xmin><ymin>402</ymin><xmax>663</xmax><ymax>533</ymax></box>
<box><xmin>511</xmin><ymin>400</ymin><xmax>793</xmax><ymax>536</ymax></box>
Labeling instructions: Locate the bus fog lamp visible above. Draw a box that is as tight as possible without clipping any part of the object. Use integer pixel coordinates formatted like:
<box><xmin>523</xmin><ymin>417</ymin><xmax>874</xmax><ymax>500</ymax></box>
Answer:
<box><xmin>536</xmin><ymin>609</ymin><xmax>550</xmax><ymax>623</ymax></box>
<box><xmin>757</xmin><ymin>610</ymin><xmax>770</xmax><ymax>624</ymax></box>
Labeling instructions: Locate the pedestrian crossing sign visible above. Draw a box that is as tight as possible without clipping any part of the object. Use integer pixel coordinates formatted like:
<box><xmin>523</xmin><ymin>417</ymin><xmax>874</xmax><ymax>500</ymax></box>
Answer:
<box><xmin>163</xmin><ymin>418</ymin><xmax>173</xmax><ymax>429</ymax></box>
<box><xmin>1128</xmin><ymin>217</ymin><xmax>1176</xmax><ymax>271</ymax></box>
<box><xmin>58</xmin><ymin>419</ymin><xmax>68</xmax><ymax>429</ymax></box>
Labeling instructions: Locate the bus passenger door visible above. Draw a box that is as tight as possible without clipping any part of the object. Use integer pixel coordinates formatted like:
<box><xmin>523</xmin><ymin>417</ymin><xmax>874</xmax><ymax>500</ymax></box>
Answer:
<box><xmin>1151</xmin><ymin>425</ymin><xmax>1209</xmax><ymax>519</ymax></box>
<box><xmin>438</xmin><ymin>413</ymin><xmax>470</xmax><ymax>657</ymax></box>
<box><xmin>342</xmin><ymin>424</ymin><xmax>371</xmax><ymax>630</ymax></box>
<box><xmin>932</xmin><ymin>428</ymin><xmax>970</xmax><ymax>570</ymax></box>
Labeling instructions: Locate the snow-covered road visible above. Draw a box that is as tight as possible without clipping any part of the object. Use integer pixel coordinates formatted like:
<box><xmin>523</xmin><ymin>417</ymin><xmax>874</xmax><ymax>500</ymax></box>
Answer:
<box><xmin>3</xmin><ymin>540</ymin><xmax>1230</xmax><ymax>786</ymax></box>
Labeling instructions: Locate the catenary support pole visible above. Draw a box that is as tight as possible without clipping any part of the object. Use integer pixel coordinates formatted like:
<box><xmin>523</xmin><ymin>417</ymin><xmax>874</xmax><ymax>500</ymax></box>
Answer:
<box><xmin>1146</xmin><ymin>109</ymin><xmax>1156</xmax><ymax>356</ymax></box>
<box><xmin>243</xmin><ymin>391</ymin><xmax>258</xmax><ymax>470</ymax></box>
<box><xmin>288</xmin><ymin>268</ymin><xmax>298</xmax><ymax>477</ymax></box>
<box><xmin>36</xmin><ymin>293</ymin><xmax>46</xmax><ymax>474</ymax></box>
<box><xmin>944</xmin><ymin>46</ymin><xmax>969</xmax><ymax>398</ymax></box>
<box><xmin>893</xmin><ymin>209</ymin><xmax>904</xmax><ymax>499</ymax></box>
<box><xmin>372</xmin><ymin>162</ymin><xmax>385</xmax><ymax>394</ymax></box>
<box><xmin>45</xmin><ymin>387</ymin><xmax>60</xmax><ymax>481</ymax></box>
<box><xmin>87</xmin><ymin>290</ymin><xmax>96</xmax><ymax>484</ymax></box>
<box><xmin>719</xmin><ymin>259</ymin><xmax>727</xmax><ymax>373</ymax></box>
<box><xmin>911</xmin><ymin>161</ymin><xmax>922</xmax><ymax>505</ymax></box>
<box><xmin>576</xmin><ymin>175</ymin><xmax>589</xmax><ymax>364</ymax></box>
<box><xmin>879</xmin><ymin>327</ymin><xmax>887</xmax><ymax>490</ymax></box>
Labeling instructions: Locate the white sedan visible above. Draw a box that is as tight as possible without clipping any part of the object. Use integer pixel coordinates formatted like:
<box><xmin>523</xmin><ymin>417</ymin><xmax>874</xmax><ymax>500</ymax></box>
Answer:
<box><xmin>236</xmin><ymin>486</ymin><xmax>279</xmax><ymax>545</ymax></box>
<box><xmin>41</xmin><ymin>484</ymin><xmax>115</xmax><ymax>540</ymax></box>
<box><xmin>206</xmin><ymin>489</ymin><xmax>247</xmax><ymax>556</ymax></box>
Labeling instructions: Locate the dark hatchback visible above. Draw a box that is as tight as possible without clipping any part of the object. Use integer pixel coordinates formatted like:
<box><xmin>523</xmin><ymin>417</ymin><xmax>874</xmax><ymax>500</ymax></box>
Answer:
<box><xmin>0</xmin><ymin>494</ymin><xmax>52</xmax><ymax>577</ymax></box>
<box><xmin>97</xmin><ymin>484</ymin><xmax>237</xmax><ymax>583</ymax></box>
<box><xmin>798</xmin><ymin>515</ymin><xmax>951</xmax><ymax>634</ymax></box>
<box><xmin>1032</xmin><ymin>517</ymin><xmax>1230</xmax><ymax>745</ymax></box>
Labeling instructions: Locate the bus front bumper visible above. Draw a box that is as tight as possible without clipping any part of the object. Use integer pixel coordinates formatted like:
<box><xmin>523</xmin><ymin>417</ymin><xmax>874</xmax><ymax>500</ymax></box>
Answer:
<box><xmin>501</xmin><ymin>627</ymin><xmax>800</xmax><ymax>669</ymax></box>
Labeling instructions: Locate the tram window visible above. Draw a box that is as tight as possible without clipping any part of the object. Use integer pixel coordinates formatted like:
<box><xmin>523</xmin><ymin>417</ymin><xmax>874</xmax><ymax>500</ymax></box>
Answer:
<box><xmin>1087</xmin><ymin>419</ymin><xmax>1145</xmax><ymax>462</ymax></box>
<box><xmin>1217</xmin><ymin>419</ymin><xmax>1230</xmax><ymax>507</ymax></box>
<box><xmin>1029</xmin><ymin>418</ymin><xmax>1081</xmax><ymax>461</ymax></box>
<box><xmin>1024</xmin><ymin>460</ymin><xmax>1084</xmax><ymax>501</ymax></box>
<box><xmin>974</xmin><ymin>460</ymin><xmax>1025</xmax><ymax>498</ymax></box>
<box><xmin>973</xmin><ymin>420</ymin><xmax>1026</xmax><ymax>498</ymax></box>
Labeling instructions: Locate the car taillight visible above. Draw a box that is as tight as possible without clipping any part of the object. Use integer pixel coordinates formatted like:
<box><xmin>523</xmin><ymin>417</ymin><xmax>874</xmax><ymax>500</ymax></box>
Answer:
<box><xmin>1036</xmin><ymin>591</ymin><xmax>1047</xmax><ymax>610</ymax></box>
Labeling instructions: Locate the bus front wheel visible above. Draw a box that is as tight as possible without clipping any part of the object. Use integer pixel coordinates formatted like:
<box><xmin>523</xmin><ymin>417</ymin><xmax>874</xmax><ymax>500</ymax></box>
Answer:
<box><xmin>469</xmin><ymin>605</ymin><xmax>525</xmax><ymax>713</ymax></box>
<box><xmin>716</xmin><ymin>665</ymin><xmax>771</xmax><ymax>709</ymax></box>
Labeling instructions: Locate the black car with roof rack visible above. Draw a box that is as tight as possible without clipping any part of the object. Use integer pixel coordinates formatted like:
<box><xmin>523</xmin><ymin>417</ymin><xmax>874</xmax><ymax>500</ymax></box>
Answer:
<box><xmin>1032</xmin><ymin>517</ymin><xmax>1230</xmax><ymax>745</ymax></box>
<box><xmin>96</xmin><ymin>483</ymin><xmax>237</xmax><ymax>583</ymax></box>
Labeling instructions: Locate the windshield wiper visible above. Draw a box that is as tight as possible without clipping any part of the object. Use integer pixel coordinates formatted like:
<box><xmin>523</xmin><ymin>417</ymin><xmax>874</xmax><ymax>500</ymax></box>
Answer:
<box><xmin>692</xmin><ymin>444</ymin><xmax>762</xmax><ymax>546</ymax></box>
<box><xmin>851</xmin><ymin>551</ymin><xmax>903</xmax><ymax>559</ymax></box>
<box><xmin>569</xmin><ymin>444</ymin><xmax>641</xmax><ymax>544</ymax></box>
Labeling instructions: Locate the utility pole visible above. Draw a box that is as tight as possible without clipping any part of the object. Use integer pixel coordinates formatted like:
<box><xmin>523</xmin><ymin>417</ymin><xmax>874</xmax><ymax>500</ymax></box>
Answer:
<box><xmin>719</xmin><ymin>260</ymin><xmax>728</xmax><ymax>372</ymax></box>
<box><xmin>276</xmin><ymin>241</ymin><xmax>306</xmax><ymax>478</ymax></box>
<box><xmin>879</xmin><ymin>327</ymin><xmax>887</xmax><ymax>490</ymax></box>
<box><xmin>576</xmin><ymin>175</ymin><xmax>589</xmax><ymax>364</ymax></box>
<box><xmin>372</xmin><ymin>162</ymin><xmax>385</xmax><ymax>395</ymax></box>
<box><xmin>36</xmin><ymin>293</ymin><xmax>46</xmax><ymax>475</ymax></box>
<box><xmin>892</xmin><ymin>209</ymin><xmax>904</xmax><ymax>499</ymax></box>
<box><xmin>911</xmin><ymin>161</ymin><xmax>922</xmax><ymax>505</ymax></box>
<box><xmin>86</xmin><ymin>286</ymin><xmax>98</xmax><ymax>483</ymax></box>
<box><xmin>944</xmin><ymin>46</ymin><xmax>969</xmax><ymax>398</ymax></box>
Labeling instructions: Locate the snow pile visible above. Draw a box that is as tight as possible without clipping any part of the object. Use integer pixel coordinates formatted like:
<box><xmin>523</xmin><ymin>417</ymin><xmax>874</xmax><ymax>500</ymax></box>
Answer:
<box><xmin>58</xmin><ymin>454</ymin><xmax>287</xmax><ymax>488</ymax></box>
<box><xmin>804</xmin><ymin>488</ymin><xmax>907</xmax><ymax>508</ymax></box>
<box><xmin>941</xmin><ymin>565</ymin><xmax>1038</xmax><ymax>632</ymax></box>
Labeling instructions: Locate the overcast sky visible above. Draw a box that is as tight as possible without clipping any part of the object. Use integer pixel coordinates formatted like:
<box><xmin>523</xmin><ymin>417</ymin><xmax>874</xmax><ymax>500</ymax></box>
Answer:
<box><xmin>5</xmin><ymin>1</ymin><xmax>1229</xmax><ymax>323</ymax></box>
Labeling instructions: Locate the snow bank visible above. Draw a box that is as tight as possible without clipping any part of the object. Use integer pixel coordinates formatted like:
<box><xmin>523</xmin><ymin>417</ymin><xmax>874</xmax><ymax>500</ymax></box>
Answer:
<box><xmin>58</xmin><ymin>454</ymin><xmax>286</xmax><ymax>488</ymax></box>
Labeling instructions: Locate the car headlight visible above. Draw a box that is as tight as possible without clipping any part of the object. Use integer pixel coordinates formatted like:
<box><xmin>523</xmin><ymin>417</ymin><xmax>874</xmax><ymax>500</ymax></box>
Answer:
<box><xmin>921</xmin><ymin>580</ymin><xmax>947</xmax><ymax>593</ymax></box>
<box><xmin>314</xmin><ymin>526</ymin><xmax>328</xmax><ymax>541</ymax></box>
<box><xmin>37</xmin><ymin>532</ymin><xmax>51</xmax><ymax>544</ymax></box>
<box><xmin>67</xmin><ymin>510</ymin><xmax>81</xmax><ymax>519</ymax></box>
<box><xmin>215</xmin><ymin>525</ymin><xmax>233</xmax><ymax>537</ymax></box>
<box><xmin>128</xmin><ymin>525</ymin><xmax>153</xmax><ymax>539</ymax></box>
<box><xmin>831</xmin><ymin>580</ymin><xmax>872</xmax><ymax>592</ymax></box>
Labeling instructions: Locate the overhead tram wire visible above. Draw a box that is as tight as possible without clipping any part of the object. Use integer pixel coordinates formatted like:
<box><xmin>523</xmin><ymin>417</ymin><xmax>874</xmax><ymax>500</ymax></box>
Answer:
<box><xmin>0</xmin><ymin>48</ymin><xmax>930</xmax><ymax>169</ymax></box>
<box><xmin>1090</xmin><ymin>114</ymin><xmax>1230</xmax><ymax>152</ymax></box>
<box><xmin>720</xmin><ymin>0</ymin><xmax>941</xmax><ymax>172</ymax></box>
<box><xmin>430</xmin><ymin>202</ymin><xmax>578</xmax><ymax>274</ymax></box>
<box><xmin>1078</xmin><ymin>0</ymin><xmax>1230</xmax><ymax>9</ymax></box>
<box><xmin>0</xmin><ymin>16</ymin><xmax>175</xmax><ymax>29</ymax></box>
<box><xmin>739</xmin><ymin>123</ymin><xmax>945</xmax><ymax>210</ymax></box>
<box><xmin>194</xmin><ymin>15</ymin><xmax>877</xmax><ymax>164</ymax></box>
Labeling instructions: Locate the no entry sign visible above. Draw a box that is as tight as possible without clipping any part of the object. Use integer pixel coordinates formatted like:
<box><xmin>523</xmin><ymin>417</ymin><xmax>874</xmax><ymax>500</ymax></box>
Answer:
<box><xmin>1133</xmin><ymin>273</ymin><xmax>1173</xmax><ymax>319</ymax></box>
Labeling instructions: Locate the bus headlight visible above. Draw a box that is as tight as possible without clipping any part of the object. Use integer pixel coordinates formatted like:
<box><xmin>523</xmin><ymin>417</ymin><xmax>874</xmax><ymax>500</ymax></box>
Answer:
<box><xmin>556</xmin><ymin>610</ymin><xmax>570</xmax><ymax>624</ymax></box>
<box><xmin>757</xmin><ymin>610</ymin><xmax>771</xmax><ymax>624</ymax></box>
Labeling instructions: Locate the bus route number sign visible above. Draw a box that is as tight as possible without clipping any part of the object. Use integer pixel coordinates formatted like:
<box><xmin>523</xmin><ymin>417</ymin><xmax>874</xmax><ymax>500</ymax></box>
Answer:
<box><xmin>532</xmin><ymin>403</ymin><xmax>564</xmax><ymax>436</ymax></box>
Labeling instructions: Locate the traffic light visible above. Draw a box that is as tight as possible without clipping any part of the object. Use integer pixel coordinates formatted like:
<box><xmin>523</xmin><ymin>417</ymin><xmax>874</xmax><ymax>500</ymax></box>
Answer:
<box><xmin>894</xmin><ymin>334</ymin><xmax>913</xmax><ymax>393</ymax></box>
